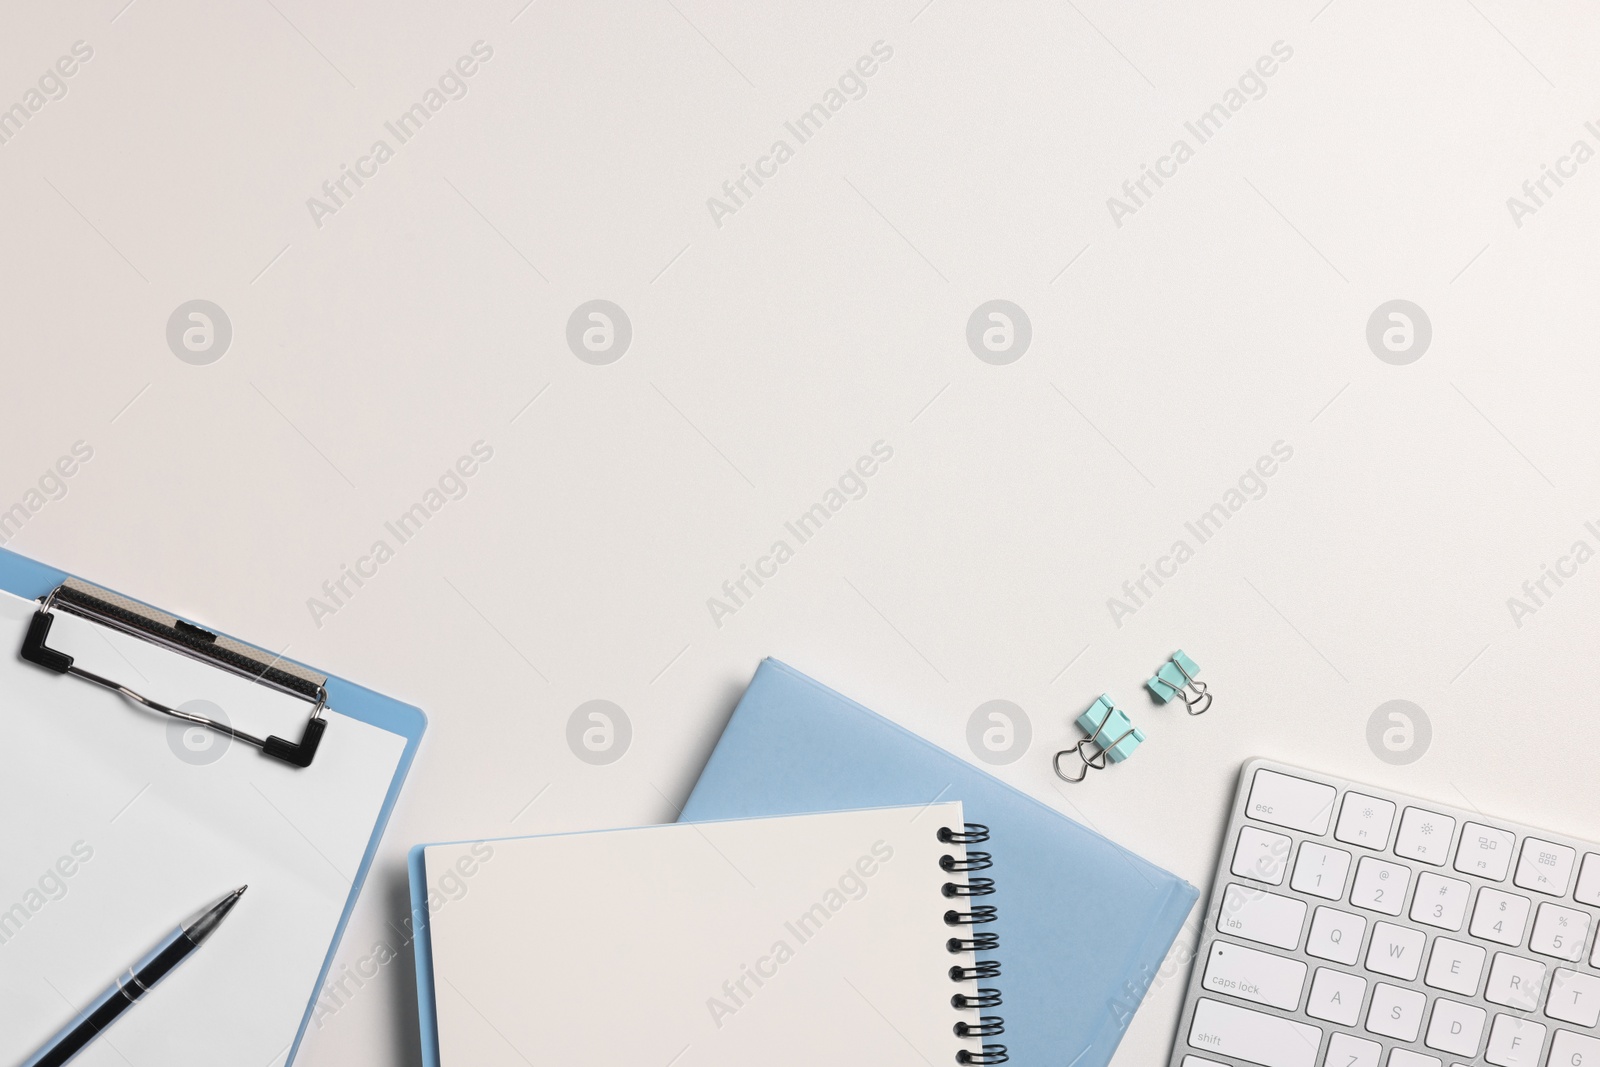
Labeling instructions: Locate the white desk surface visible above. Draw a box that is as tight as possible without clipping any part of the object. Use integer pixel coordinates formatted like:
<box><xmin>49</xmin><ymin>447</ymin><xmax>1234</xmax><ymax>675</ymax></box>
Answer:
<box><xmin>3</xmin><ymin>3</ymin><xmax>1598</xmax><ymax>1065</ymax></box>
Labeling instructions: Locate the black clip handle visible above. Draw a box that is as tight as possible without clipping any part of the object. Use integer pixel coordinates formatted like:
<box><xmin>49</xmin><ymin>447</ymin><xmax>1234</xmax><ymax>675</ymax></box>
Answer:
<box><xmin>21</xmin><ymin>607</ymin><xmax>325</xmax><ymax>769</ymax></box>
<box><xmin>22</xmin><ymin>611</ymin><xmax>73</xmax><ymax>674</ymax></box>
<box><xmin>263</xmin><ymin>718</ymin><xmax>327</xmax><ymax>768</ymax></box>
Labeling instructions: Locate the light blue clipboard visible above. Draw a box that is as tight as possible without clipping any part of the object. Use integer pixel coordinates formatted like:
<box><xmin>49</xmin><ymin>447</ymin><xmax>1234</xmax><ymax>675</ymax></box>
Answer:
<box><xmin>0</xmin><ymin>547</ymin><xmax>426</xmax><ymax>1066</ymax></box>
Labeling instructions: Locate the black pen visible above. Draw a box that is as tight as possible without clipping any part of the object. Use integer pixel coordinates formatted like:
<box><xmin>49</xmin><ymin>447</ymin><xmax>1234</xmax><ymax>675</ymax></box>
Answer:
<box><xmin>23</xmin><ymin>886</ymin><xmax>246</xmax><ymax>1067</ymax></box>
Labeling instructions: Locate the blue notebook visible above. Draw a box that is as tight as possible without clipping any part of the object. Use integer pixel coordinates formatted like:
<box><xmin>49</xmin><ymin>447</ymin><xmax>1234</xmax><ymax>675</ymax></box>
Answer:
<box><xmin>680</xmin><ymin>658</ymin><xmax>1197</xmax><ymax>1067</ymax></box>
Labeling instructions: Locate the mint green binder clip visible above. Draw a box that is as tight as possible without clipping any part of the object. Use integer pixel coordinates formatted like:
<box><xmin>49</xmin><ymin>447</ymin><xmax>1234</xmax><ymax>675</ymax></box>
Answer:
<box><xmin>1053</xmin><ymin>694</ymin><xmax>1145</xmax><ymax>783</ymax></box>
<box><xmin>1146</xmin><ymin>650</ymin><xmax>1211</xmax><ymax>715</ymax></box>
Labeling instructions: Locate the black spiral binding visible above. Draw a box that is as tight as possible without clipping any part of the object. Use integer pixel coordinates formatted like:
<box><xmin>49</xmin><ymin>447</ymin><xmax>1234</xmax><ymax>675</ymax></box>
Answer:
<box><xmin>938</xmin><ymin>823</ymin><xmax>1008</xmax><ymax>1065</ymax></box>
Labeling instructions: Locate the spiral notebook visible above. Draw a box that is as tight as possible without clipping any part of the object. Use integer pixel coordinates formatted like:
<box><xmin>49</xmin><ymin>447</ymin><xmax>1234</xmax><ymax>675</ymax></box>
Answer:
<box><xmin>681</xmin><ymin>658</ymin><xmax>1199</xmax><ymax>1067</ymax></box>
<box><xmin>410</xmin><ymin>803</ymin><xmax>1001</xmax><ymax>1066</ymax></box>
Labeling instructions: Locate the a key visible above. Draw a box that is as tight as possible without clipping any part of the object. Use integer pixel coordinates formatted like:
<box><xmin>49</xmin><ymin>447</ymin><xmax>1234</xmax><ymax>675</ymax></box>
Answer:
<box><xmin>1514</xmin><ymin>838</ymin><xmax>1577</xmax><ymax>896</ymax></box>
<box><xmin>1425</xmin><ymin>998</ymin><xmax>1487</xmax><ymax>1058</ymax></box>
<box><xmin>1424</xmin><ymin>937</ymin><xmax>1486</xmax><ymax>997</ymax></box>
<box><xmin>1335</xmin><ymin>792</ymin><xmax>1396</xmax><ymax>850</ymax></box>
<box><xmin>1201</xmin><ymin>941</ymin><xmax>1305</xmax><ymax>1011</ymax></box>
<box><xmin>1366</xmin><ymin>921</ymin><xmax>1426</xmax><ymax>981</ymax></box>
<box><xmin>1188</xmin><ymin>997</ymin><xmax>1322</xmax><ymax>1067</ymax></box>
<box><xmin>1395</xmin><ymin>806</ymin><xmax>1456</xmax><ymax>866</ymax></box>
<box><xmin>1549</xmin><ymin>1030</ymin><xmax>1600</xmax><ymax>1067</ymax></box>
<box><xmin>1366</xmin><ymin>981</ymin><xmax>1427</xmax><ymax>1041</ymax></box>
<box><xmin>1485</xmin><ymin>1014</ymin><xmax>1546</xmax><ymax>1067</ymax></box>
<box><xmin>1306</xmin><ymin>906</ymin><xmax>1365</xmax><ymax>966</ymax></box>
<box><xmin>1326</xmin><ymin>1033</ymin><xmax>1380</xmax><ymax>1067</ymax></box>
<box><xmin>1456</xmin><ymin>823</ymin><xmax>1516</xmax><ymax>881</ymax></box>
<box><xmin>1350</xmin><ymin>856</ymin><xmax>1410</xmax><ymax>916</ymax></box>
<box><xmin>1290</xmin><ymin>841</ymin><xmax>1352</xmax><ymax>900</ymax></box>
<box><xmin>1410</xmin><ymin>871</ymin><xmax>1471</xmax><ymax>931</ymax></box>
<box><xmin>1305</xmin><ymin>908</ymin><xmax>1369</xmax><ymax>966</ymax></box>
<box><xmin>1485</xmin><ymin>953</ymin><xmax>1546</xmax><ymax>1011</ymax></box>
<box><xmin>1305</xmin><ymin>967</ymin><xmax>1365</xmax><ymax>1026</ymax></box>
<box><xmin>1471</xmin><ymin>887</ymin><xmax>1531</xmax><ymax>947</ymax></box>
<box><xmin>1216</xmin><ymin>884</ymin><xmax>1306</xmax><ymax>950</ymax></box>
<box><xmin>1530</xmin><ymin>902</ymin><xmax>1590</xmax><ymax>962</ymax></box>
<box><xmin>1232</xmin><ymin>825</ymin><xmax>1292</xmax><ymax>886</ymax></box>
<box><xmin>1548</xmin><ymin>969</ymin><xmax>1600</xmax><ymax>1027</ymax></box>
<box><xmin>1246</xmin><ymin>769</ymin><xmax>1336</xmax><ymax>835</ymax></box>
<box><xmin>1390</xmin><ymin>1050</ymin><xmax>1442</xmax><ymax>1067</ymax></box>
<box><xmin>1575</xmin><ymin>854</ymin><xmax>1600</xmax><ymax>907</ymax></box>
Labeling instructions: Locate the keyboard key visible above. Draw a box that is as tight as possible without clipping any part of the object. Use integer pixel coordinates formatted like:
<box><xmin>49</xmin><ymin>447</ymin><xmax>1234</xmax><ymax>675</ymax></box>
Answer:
<box><xmin>1307</xmin><ymin>906</ymin><xmax>1366</xmax><ymax>966</ymax></box>
<box><xmin>1575</xmin><ymin>854</ymin><xmax>1600</xmax><ymax>907</ymax></box>
<box><xmin>1188</xmin><ymin>764</ymin><xmax>1600</xmax><ymax>1067</ymax></box>
<box><xmin>1485</xmin><ymin>953</ymin><xmax>1547</xmax><ymax>1011</ymax></box>
<box><xmin>1410</xmin><ymin>872</ymin><xmax>1471</xmax><ymax>931</ymax></box>
<box><xmin>1548</xmin><ymin>968</ymin><xmax>1600</xmax><ymax>1027</ymax></box>
<box><xmin>1247</xmin><ymin>769</ymin><xmax>1336</xmax><ymax>835</ymax></box>
<box><xmin>1217</xmin><ymin>884</ymin><xmax>1306</xmax><ymax>950</ymax></box>
<box><xmin>1530</xmin><ymin>902</ymin><xmax>1590</xmax><ymax>961</ymax></box>
<box><xmin>1388</xmin><ymin>1050</ymin><xmax>1440</xmax><ymax>1067</ymax></box>
<box><xmin>1485</xmin><ymin>1013</ymin><xmax>1546</xmax><ymax>1067</ymax></box>
<box><xmin>1456</xmin><ymin>823</ymin><xmax>1516</xmax><ymax>881</ymax></box>
<box><xmin>1232</xmin><ymin>825</ymin><xmax>1292</xmax><ymax>885</ymax></box>
<box><xmin>1425</xmin><ymin>998</ymin><xmax>1487</xmax><ymax>1058</ymax></box>
<box><xmin>1471</xmin><ymin>887</ymin><xmax>1532</xmax><ymax>946</ymax></box>
<box><xmin>1367</xmin><ymin>981</ymin><xmax>1427</xmax><ymax>1041</ymax></box>
<box><xmin>1291</xmin><ymin>841</ymin><xmax>1352</xmax><ymax>900</ymax></box>
<box><xmin>1336</xmin><ymin>792</ymin><xmax>1397</xmax><ymax>850</ymax></box>
<box><xmin>1550</xmin><ymin>1030</ymin><xmax>1600</xmax><ymax>1067</ymax></box>
<box><xmin>1425</xmin><ymin>937</ymin><xmax>1486</xmax><ymax>996</ymax></box>
<box><xmin>1395</xmin><ymin>807</ymin><xmax>1456</xmax><ymax>866</ymax></box>
<box><xmin>1515</xmin><ymin>838</ymin><xmax>1577</xmax><ymax>896</ymax></box>
<box><xmin>1367</xmin><ymin>921</ymin><xmax>1427</xmax><ymax>980</ymax></box>
<box><xmin>1350</xmin><ymin>856</ymin><xmax>1411</xmax><ymax>916</ymax></box>
<box><xmin>1326</xmin><ymin>1033</ymin><xmax>1381</xmax><ymax>1067</ymax></box>
<box><xmin>1202</xmin><ymin>941</ymin><xmax>1305</xmax><ymax>1010</ymax></box>
<box><xmin>1189</xmin><ymin>997</ymin><xmax>1322</xmax><ymax>1067</ymax></box>
<box><xmin>1305</xmin><ymin>967</ymin><xmax>1366</xmax><ymax>1026</ymax></box>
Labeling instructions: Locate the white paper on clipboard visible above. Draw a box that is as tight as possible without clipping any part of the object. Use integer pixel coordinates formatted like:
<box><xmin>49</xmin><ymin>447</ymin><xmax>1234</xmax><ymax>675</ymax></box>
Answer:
<box><xmin>0</xmin><ymin>588</ymin><xmax>407</xmax><ymax>1066</ymax></box>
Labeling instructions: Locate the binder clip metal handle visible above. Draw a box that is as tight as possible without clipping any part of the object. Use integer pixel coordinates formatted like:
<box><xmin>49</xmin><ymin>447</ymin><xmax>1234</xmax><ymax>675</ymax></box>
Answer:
<box><xmin>1053</xmin><ymin>734</ymin><xmax>1132</xmax><ymax>783</ymax></box>
<box><xmin>1052</xmin><ymin>695</ymin><xmax>1144</xmax><ymax>784</ymax></box>
<box><xmin>1053</xmin><ymin>741</ymin><xmax>1095</xmax><ymax>784</ymax></box>
<box><xmin>1147</xmin><ymin>650</ymin><xmax>1211</xmax><ymax>716</ymax></box>
<box><xmin>20</xmin><ymin>579</ymin><xmax>330</xmax><ymax>768</ymax></box>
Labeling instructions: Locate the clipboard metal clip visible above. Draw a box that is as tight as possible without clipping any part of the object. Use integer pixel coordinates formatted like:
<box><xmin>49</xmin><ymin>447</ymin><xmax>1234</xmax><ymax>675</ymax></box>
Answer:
<box><xmin>20</xmin><ymin>578</ymin><xmax>329</xmax><ymax>768</ymax></box>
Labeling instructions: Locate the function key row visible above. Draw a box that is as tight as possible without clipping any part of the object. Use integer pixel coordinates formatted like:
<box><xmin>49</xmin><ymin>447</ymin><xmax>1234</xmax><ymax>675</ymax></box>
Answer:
<box><xmin>1246</xmin><ymin>769</ymin><xmax>1600</xmax><ymax>899</ymax></box>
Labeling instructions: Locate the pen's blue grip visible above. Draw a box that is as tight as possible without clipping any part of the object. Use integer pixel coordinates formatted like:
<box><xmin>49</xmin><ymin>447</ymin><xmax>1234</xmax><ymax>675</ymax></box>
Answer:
<box><xmin>22</xmin><ymin>927</ymin><xmax>187</xmax><ymax>1067</ymax></box>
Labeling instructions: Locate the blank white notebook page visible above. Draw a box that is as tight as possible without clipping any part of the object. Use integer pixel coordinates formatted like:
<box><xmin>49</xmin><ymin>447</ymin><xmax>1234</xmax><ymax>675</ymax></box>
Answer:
<box><xmin>423</xmin><ymin>803</ymin><xmax>984</xmax><ymax>1065</ymax></box>
<box><xmin>0</xmin><ymin>589</ymin><xmax>408</xmax><ymax>1066</ymax></box>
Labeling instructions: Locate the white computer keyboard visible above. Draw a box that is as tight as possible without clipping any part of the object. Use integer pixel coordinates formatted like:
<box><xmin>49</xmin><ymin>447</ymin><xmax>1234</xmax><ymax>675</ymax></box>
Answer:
<box><xmin>1170</xmin><ymin>759</ymin><xmax>1600</xmax><ymax>1067</ymax></box>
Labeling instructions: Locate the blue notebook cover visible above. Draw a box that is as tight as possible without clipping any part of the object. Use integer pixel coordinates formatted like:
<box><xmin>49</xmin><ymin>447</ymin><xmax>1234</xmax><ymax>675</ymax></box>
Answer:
<box><xmin>680</xmin><ymin>658</ymin><xmax>1197</xmax><ymax>1067</ymax></box>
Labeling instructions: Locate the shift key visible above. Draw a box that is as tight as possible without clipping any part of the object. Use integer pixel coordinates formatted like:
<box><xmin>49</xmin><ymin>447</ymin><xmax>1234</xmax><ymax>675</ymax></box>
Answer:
<box><xmin>1218</xmin><ymin>884</ymin><xmax>1307</xmax><ymax>950</ymax></box>
<box><xmin>1190</xmin><ymin>998</ymin><xmax>1323</xmax><ymax>1067</ymax></box>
